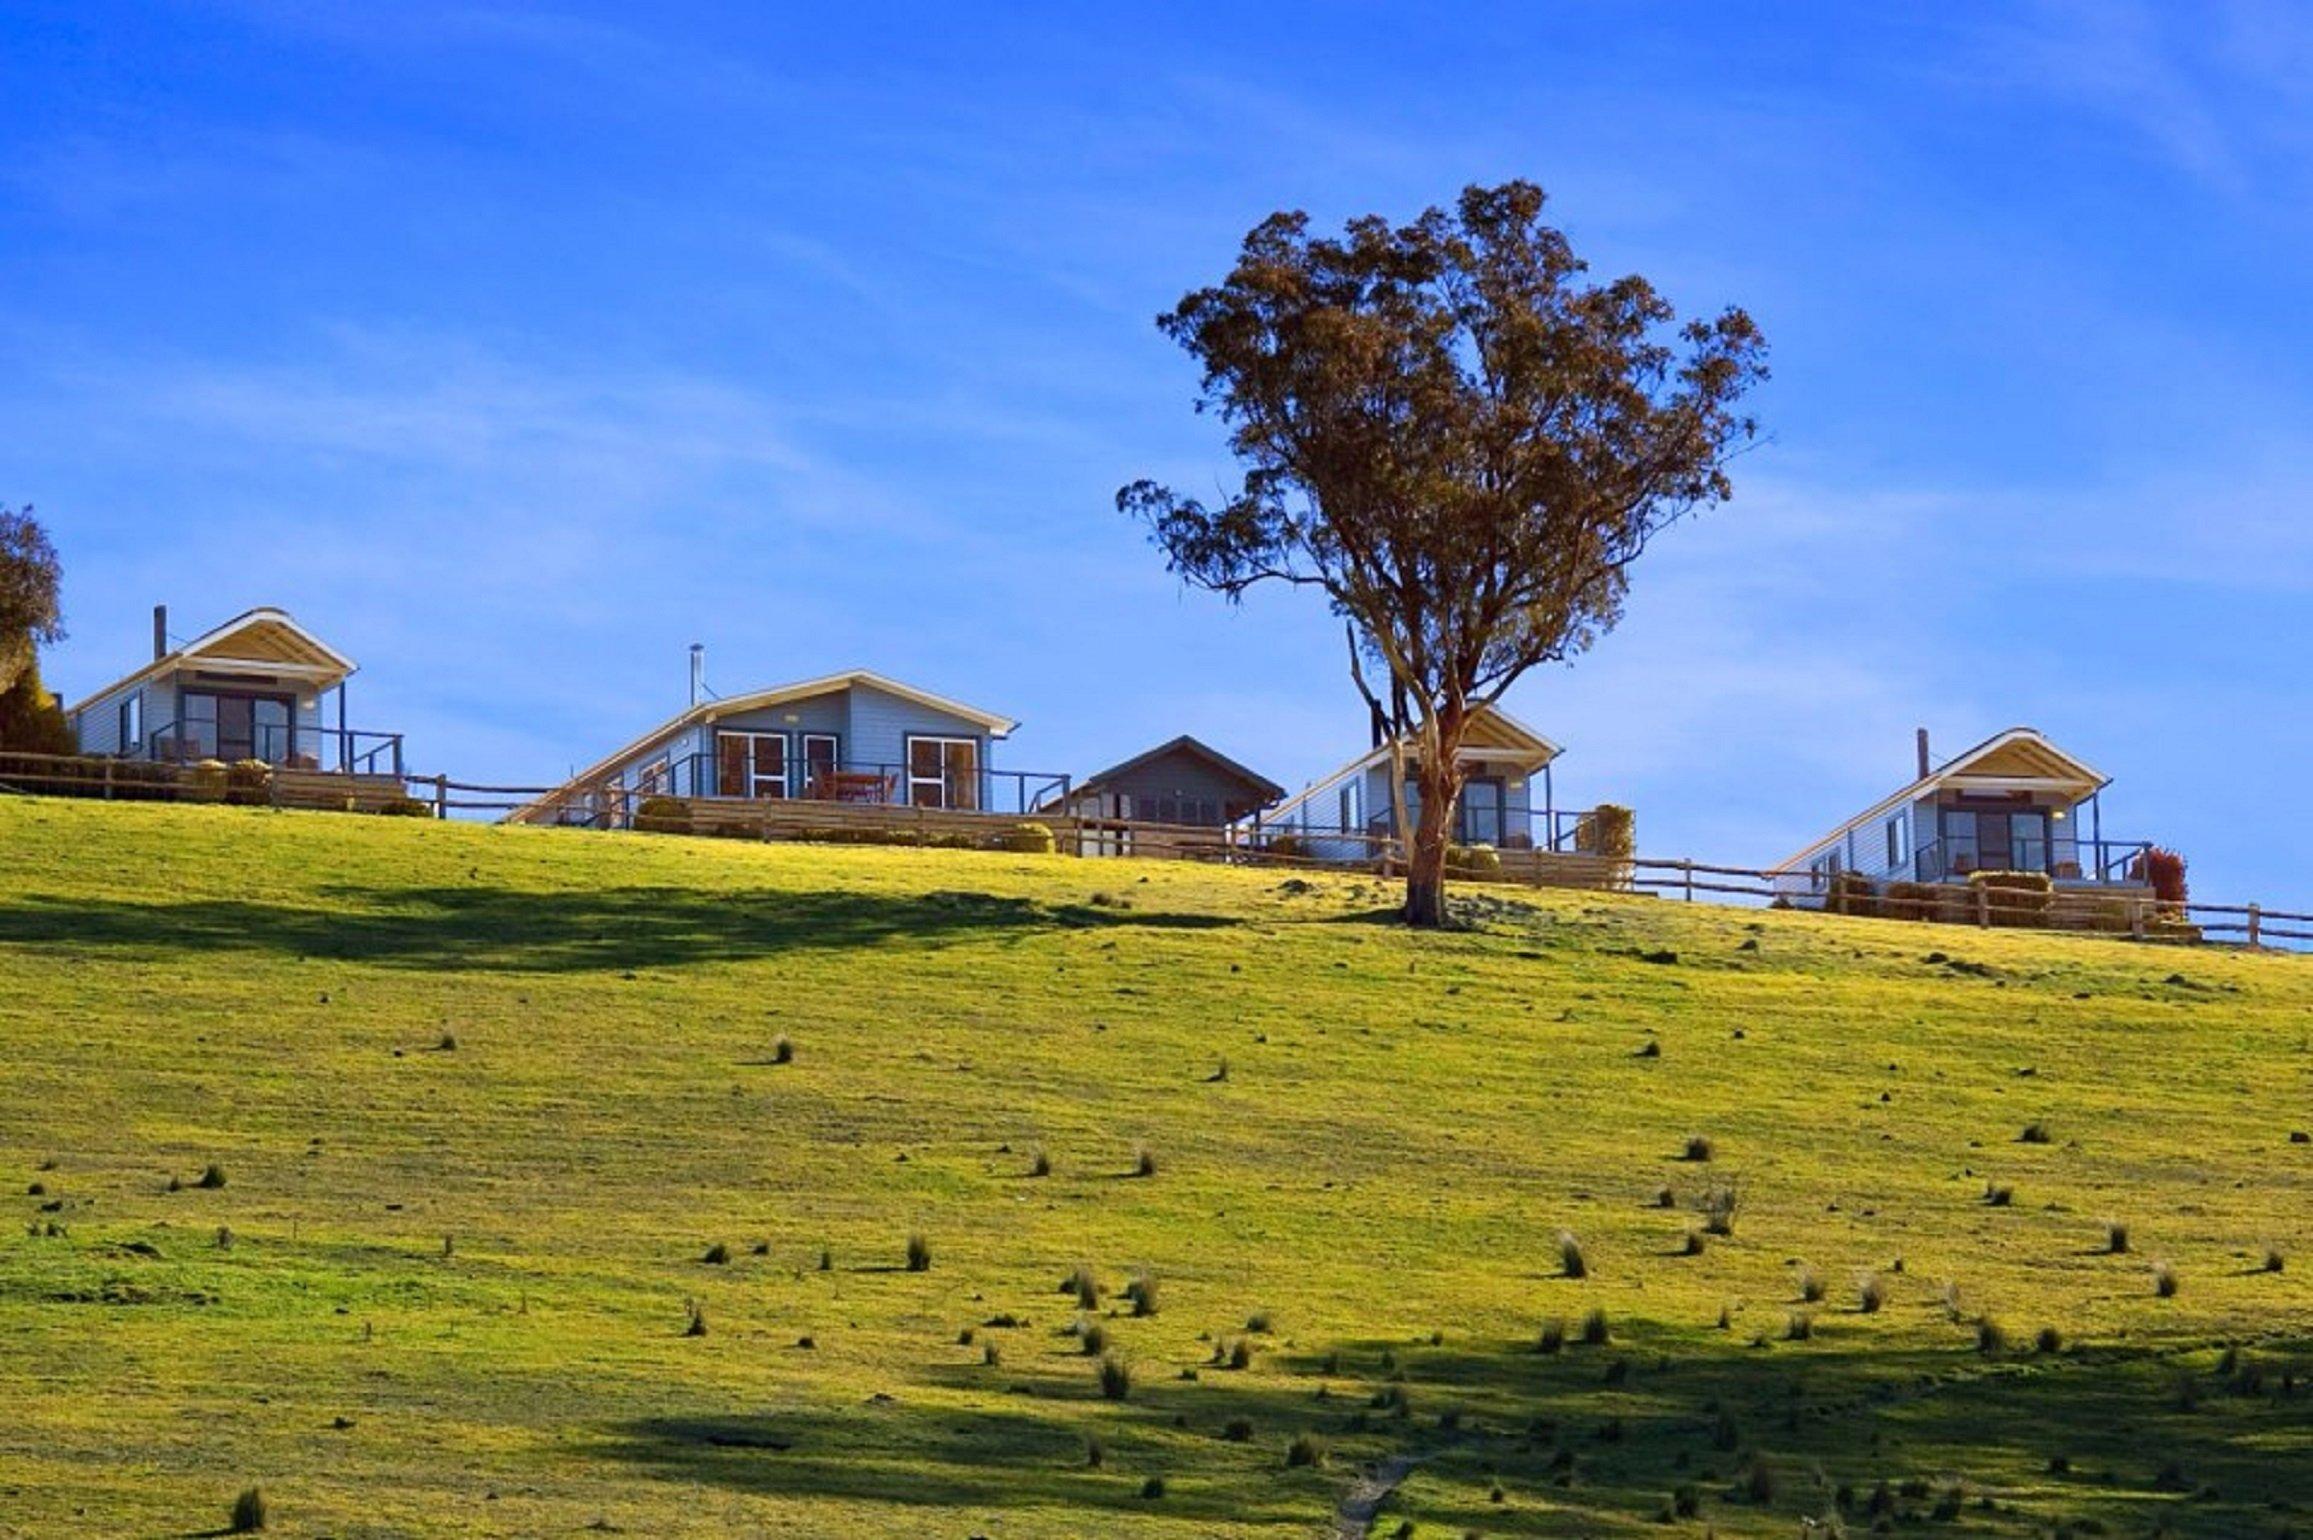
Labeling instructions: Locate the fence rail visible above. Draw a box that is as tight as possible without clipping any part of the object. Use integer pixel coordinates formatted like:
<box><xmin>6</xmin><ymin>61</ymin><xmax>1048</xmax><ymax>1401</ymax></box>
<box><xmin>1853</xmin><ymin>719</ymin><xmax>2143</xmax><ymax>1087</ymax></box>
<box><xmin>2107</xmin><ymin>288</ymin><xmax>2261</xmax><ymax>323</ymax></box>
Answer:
<box><xmin>2</xmin><ymin>750</ymin><xmax>2306</xmax><ymax>952</ymax></box>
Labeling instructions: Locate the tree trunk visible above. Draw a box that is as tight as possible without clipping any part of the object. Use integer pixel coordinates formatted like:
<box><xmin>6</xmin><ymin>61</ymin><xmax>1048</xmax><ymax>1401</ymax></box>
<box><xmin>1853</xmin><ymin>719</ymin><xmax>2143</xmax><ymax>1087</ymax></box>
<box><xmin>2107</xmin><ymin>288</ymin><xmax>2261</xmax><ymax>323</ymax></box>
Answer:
<box><xmin>1402</xmin><ymin>720</ymin><xmax>1466</xmax><ymax>928</ymax></box>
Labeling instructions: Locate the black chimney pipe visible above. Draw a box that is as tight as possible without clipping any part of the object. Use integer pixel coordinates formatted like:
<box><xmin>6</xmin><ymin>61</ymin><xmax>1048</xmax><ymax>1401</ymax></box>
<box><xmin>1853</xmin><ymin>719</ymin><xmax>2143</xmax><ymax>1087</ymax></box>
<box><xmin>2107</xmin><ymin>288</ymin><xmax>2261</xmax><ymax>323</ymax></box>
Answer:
<box><xmin>1916</xmin><ymin>727</ymin><xmax>1931</xmax><ymax>780</ymax></box>
<box><xmin>153</xmin><ymin>604</ymin><xmax>168</xmax><ymax>661</ymax></box>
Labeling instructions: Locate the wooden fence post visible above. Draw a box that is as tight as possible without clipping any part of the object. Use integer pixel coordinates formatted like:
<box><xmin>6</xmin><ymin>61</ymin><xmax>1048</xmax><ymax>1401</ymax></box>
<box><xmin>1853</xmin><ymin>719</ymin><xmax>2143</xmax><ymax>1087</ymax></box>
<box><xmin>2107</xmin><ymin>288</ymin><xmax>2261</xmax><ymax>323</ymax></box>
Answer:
<box><xmin>1975</xmin><ymin>884</ymin><xmax>1991</xmax><ymax>928</ymax></box>
<box><xmin>101</xmin><ymin>759</ymin><xmax>114</xmax><ymax>801</ymax></box>
<box><xmin>2247</xmin><ymin>903</ymin><xmax>2262</xmax><ymax>948</ymax></box>
<box><xmin>2128</xmin><ymin>896</ymin><xmax>2145</xmax><ymax>941</ymax></box>
<box><xmin>1683</xmin><ymin>860</ymin><xmax>1696</xmax><ymax>903</ymax></box>
<box><xmin>433</xmin><ymin>774</ymin><xmax>448</xmax><ymax>820</ymax></box>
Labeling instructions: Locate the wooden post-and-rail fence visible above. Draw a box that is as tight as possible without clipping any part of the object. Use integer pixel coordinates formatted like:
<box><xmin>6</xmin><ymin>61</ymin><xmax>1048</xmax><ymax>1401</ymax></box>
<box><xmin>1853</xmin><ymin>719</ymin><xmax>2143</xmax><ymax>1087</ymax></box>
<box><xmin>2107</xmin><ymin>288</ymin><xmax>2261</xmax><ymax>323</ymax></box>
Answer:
<box><xmin>0</xmin><ymin>748</ymin><xmax>2307</xmax><ymax>951</ymax></box>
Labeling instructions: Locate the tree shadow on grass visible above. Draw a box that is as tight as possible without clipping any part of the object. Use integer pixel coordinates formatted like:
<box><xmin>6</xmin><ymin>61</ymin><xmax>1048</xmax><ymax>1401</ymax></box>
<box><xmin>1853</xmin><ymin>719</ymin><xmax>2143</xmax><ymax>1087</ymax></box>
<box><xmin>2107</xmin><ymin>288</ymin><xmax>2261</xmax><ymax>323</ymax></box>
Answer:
<box><xmin>0</xmin><ymin>884</ymin><xmax>1236</xmax><ymax>974</ymax></box>
<box><xmin>583</xmin><ymin>1323</ymin><xmax>2313</xmax><ymax>1537</ymax></box>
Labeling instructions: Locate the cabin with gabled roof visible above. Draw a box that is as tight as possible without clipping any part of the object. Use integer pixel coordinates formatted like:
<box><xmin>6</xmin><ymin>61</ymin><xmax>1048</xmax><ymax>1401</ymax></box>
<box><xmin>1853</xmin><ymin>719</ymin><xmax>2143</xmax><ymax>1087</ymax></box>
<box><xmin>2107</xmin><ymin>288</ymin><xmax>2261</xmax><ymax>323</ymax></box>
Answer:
<box><xmin>1775</xmin><ymin>726</ymin><xmax>2155</xmax><ymax>897</ymax></box>
<box><xmin>66</xmin><ymin>604</ymin><xmax>403</xmax><ymax>776</ymax></box>
<box><xmin>506</xmin><ymin>667</ymin><xmax>1066</xmax><ymax>828</ymax></box>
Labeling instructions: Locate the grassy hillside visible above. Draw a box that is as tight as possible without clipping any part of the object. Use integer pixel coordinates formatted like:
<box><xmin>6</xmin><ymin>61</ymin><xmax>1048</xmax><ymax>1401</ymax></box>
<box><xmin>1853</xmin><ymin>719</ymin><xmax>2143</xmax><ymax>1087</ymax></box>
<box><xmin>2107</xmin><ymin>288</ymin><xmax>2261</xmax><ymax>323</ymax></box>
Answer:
<box><xmin>1</xmin><ymin>798</ymin><xmax>2309</xmax><ymax>1538</ymax></box>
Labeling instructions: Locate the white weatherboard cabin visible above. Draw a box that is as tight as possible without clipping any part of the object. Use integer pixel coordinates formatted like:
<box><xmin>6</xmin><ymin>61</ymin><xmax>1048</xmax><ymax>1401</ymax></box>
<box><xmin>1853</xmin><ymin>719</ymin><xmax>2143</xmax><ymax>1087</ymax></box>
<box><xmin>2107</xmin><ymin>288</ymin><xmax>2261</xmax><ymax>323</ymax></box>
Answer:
<box><xmin>1258</xmin><ymin>701</ymin><xmax>1569</xmax><ymax>861</ymax></box>
<box><xmin>1776</xmin><ymin>727</ymin><xmax>2152</xmax><ymax>897</ymax></box>
<box><xmin>66</xmin><ymin>605</ymin><xmax>403</xmax><ymax>776</ymax></box>
<box><xmin>508</xmin><ymin>663</ymin><xmax>1063</xmax><ymax>827</ymax></box>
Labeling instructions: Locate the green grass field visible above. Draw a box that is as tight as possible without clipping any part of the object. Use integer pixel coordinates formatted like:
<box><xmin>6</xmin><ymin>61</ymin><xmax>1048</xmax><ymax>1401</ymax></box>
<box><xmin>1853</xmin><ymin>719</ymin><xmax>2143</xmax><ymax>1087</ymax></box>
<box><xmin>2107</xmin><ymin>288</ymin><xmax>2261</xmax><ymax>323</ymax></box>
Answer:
<box><xmin>1</xmin><ymin>797</ymin><xmax>2309</xmax><ymax>1538</ymax></box>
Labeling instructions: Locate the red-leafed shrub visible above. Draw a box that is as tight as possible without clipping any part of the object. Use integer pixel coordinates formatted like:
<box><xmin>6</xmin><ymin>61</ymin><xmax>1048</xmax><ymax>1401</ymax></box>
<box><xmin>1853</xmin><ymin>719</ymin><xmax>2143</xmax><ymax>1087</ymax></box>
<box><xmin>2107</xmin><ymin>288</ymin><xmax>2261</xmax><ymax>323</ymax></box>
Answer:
<box><xmin>2130</xmin><ymin>846</ymin><xmax>2188</xmax><ymax>906</ymax></box>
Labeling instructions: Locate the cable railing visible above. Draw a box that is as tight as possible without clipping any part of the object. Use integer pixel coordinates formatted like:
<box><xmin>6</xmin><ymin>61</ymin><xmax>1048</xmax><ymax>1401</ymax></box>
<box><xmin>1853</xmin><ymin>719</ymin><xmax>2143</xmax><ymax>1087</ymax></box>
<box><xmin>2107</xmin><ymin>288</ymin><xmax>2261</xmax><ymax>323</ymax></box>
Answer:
<box><xmin>140</xmin><ymin>719</ymin><xmax>405</xmax><ymax>777</ymax></box>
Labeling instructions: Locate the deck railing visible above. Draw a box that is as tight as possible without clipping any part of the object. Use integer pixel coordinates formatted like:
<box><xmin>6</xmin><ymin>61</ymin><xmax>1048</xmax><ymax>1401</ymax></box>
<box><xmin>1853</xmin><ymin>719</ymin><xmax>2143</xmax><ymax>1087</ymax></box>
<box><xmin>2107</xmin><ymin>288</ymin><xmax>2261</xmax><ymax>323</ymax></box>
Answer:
<box><xmin>522</xmin><ymin>752</ymin><xmax>1069</xmax><ymax>828</ymax></box>
<box><xmin>141</xmin><ymin>719</ymin><xmax>405</xmax><ymax>777</ymax></box>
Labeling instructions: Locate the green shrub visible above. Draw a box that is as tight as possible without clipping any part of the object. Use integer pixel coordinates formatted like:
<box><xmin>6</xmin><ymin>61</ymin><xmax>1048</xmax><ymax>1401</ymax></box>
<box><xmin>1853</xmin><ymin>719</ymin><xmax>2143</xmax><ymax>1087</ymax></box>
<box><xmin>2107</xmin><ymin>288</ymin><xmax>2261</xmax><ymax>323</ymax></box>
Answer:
<box><xmin>1285</xmin><ymin>1432</ymin><xmax>1325</xmax><ymax>1468</ymax></box>
<box><xmin>1580</xmin><ymin>1307</ymin><xmax>1610</xmax><ymax>1345</ymax></box>
<box><xmin>1967</xmin><ymin>869</ymin><xmax>2055</xmax><ymax>928</ymax></box>
<box><xmin>996</xmin><ymin>822</ymin><xmax>1055</xmax><ymax>855</ymax></box>
<box><xmin>1098</xmin><ymin>1354</ymin><xmax>1132</xmax><ymax>1400</ymax></box>
<box><xmin>633</xmin><ymin>796</ymin><xmax>693</xmax><ymax>835</ymax></box>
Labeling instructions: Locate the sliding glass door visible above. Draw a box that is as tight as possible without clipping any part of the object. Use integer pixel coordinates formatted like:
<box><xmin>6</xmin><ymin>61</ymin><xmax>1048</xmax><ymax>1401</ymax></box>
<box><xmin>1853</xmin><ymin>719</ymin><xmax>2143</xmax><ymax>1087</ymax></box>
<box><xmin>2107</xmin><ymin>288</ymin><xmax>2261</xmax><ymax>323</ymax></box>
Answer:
<box><xmin>181</xmin><ymin>691</ymin><xmax>295</xmax><ymax>764</ymax></box>
<box><xmin>906</xmin><ymin>737</ymin><xmax>979</xmax><ymax>810</ymax></box>
<box><xmin>715</xmin><ymin>732</ymin><xmax>789</xmax><ymax>799</ymax></box>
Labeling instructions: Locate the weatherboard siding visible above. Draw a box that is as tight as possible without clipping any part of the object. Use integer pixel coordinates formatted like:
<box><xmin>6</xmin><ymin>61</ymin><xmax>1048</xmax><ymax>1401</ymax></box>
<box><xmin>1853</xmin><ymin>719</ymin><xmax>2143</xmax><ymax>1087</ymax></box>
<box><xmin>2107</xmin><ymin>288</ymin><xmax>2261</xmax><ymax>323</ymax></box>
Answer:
<box><xmin>595</xmin><ymin>683</ymin><xmax>994</xmax><ymax>801</ymax></box>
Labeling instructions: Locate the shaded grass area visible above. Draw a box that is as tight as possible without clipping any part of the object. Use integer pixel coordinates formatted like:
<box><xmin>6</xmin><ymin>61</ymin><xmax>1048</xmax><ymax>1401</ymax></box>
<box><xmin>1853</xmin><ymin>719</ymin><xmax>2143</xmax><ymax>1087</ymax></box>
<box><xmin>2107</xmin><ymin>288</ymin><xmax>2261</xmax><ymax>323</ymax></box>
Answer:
<box><xmin>0</xmin><ymin>797</ymin><xmax>2309</xmax><ymax>1536</ymax></box>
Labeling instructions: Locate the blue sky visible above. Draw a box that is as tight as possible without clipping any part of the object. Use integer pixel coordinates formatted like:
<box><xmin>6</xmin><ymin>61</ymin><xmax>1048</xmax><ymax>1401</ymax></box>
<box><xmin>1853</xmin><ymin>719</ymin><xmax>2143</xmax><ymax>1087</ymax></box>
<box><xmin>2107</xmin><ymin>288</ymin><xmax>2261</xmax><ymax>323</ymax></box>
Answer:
<box><xmin>4</xmin><ymin>2</ymin><xmax>2308</xmax><ymax>899</ymax></box>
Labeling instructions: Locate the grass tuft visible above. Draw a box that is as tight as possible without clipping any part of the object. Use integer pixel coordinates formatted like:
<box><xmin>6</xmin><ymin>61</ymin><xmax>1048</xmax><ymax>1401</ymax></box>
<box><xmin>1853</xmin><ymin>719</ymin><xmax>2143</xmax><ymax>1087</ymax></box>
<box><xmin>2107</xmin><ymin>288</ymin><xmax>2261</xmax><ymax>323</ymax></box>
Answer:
<box><xmin>2105</xmin><ymin>1220</ymin><xmax>2131</xmax><ymax>1254</ymax></box>
<box><xmin>771</xmin><ymin>1034</ymin><xmax>793</xmax><ymax>1065</ymax></box>
<box><xmin>1098</xmin><ymin>1355</ymin><xmax>1132</xmax><ymax>1400</ymax></box>
<box><xmin>1133</xmin><ymin>1145</ymin><xmax>1159</xmax><ymax>1178</ymax></box>
<box><xmin>1682</xmin><ymin>1134</ymin><xmax>1715</xmax><ymax>1162</ymax></box>
<box><xmin>1557</xmin><ymin>1230</ymin><xmax>1587</xmax><ymax>1279</ymax></box>
<box><xmin>1859</xmin><ymin>1273</ymin><xmax>1887</xmax><ymax>1314</ymax></box>
<box><xmin>196</xmin><ymin>1164</ymin><xmax>228</xmax><ymax>1190</ymax></box>
<box><xmin>2020</xmin><ymin>1120</ymin><xmax>2051</xmax><ymax>1144</ymax></box>
<box><xmin>1285</xmin><ymin>1432</ymin><xmax>1325</xmax><ymax>1468</ymax></box>
<box><xmin>229</xmin><ymin>1485</ymin><xmax>268</xmax><ymax>1533</ymax></box>
<box><xmin>905</xmin><ymin>1233</ymin><xmax>932</xmax><ymax>1272</ymax></box>
<box><xmin>1580</xmin><ymin>1307</ymin><xmax>1610</xmax><ymax>1346</ymax></box>
<box><xmin>700</xmin><ymin>1241</ymin><xmax>730</xmax><ymax>1266</ymax></box>
<box><xmin>2153</xmin><ymin>1261</ymin><xmax>2178</xmax><ymax>1298</ymax></box>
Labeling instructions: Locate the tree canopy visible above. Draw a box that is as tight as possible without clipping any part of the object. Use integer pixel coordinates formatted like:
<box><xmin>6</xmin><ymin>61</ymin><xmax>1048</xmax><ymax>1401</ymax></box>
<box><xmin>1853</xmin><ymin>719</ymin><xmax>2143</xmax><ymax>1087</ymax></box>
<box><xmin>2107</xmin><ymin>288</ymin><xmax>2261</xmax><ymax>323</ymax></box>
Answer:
<box><xmin>0</xmin><ymin>505</ymin><xmax>64</xmax><ymax>698</ymax></box>
<box><xmin>1120</xmin><ymin>181</ymin><xmax>1766</xmax><ymax>924</ymax></box>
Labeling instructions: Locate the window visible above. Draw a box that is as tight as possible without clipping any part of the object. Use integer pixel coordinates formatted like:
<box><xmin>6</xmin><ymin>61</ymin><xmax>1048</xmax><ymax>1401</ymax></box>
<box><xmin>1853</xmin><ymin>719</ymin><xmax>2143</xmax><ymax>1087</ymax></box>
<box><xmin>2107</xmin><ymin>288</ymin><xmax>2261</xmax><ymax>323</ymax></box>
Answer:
<box><xmin>716</xmin><ymin>731</ymin><xmax>788</xmax><ymax>799</ymax></box>
<box><xmin>907</xmin><ymin>736</ymin><xmax>979</xmax><ymax>809</ymax></box>
<box><xmin>1884</xmin><ymin>815</ymin><xmax>1908</xmax><ymax>872</ymax></box>
<box><xmin>800</xmin><ymin>734</ymin><xmax>840</xmax><ymax>796</ymax></box>
<box><xmin>636</xmin><ymin>758</ymin><xmax>671</xmax><ymax>796</ymax></box>
<box><xmin>118</xmin><ymin>695</ymin><xmax>142</xmax><ymax>756</ymax></box>
<box><xmin>1337</xmin><ymin>785</ymin><xmax>1354</xmax><ymax>835</ymax></box>
<box><xmin>1810</xmin><ymin>849</ymin><xmax>1843</xmax><ymax>890</ymax></box>
<box><xmin>1942</xmin><ymin>810</ymin><xmax>1979</xmax><ymax>875</ymax></box>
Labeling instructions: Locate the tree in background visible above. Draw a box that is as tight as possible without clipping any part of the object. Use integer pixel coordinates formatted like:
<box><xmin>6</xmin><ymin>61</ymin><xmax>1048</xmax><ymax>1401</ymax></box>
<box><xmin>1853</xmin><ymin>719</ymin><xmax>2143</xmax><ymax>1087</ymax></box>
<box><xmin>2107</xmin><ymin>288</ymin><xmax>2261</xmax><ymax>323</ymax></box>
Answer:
<box><xmin>1121</xmin><ymin>182</ymin><xmax>1766</xmax><ymax>925</ymax></box>
<box><xmin>0</xmin><ymin>506</ymin><xmax>69</xmax><ymax>755</ymax></box>
<box><xmin>0</xmin><ymin>505</ymin><xmax>64</xmax><ymax>698</ymax></box>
